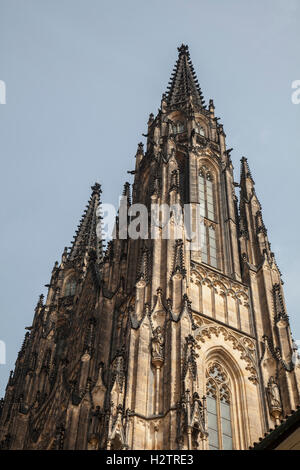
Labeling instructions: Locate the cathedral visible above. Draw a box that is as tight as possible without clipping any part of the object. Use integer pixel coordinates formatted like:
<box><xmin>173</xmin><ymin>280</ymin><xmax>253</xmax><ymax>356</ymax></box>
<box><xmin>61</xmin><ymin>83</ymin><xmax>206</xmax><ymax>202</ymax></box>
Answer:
<box><xmin>0</xmin><ymin>44</ymin><xmax>299</xmax><ymax>450</ymax></box>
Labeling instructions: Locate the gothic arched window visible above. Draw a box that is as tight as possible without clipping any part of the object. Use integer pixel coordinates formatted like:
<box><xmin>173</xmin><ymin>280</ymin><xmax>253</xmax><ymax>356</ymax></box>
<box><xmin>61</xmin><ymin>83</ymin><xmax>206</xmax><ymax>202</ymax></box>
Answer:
<box><xmin>206</xmin><ymin>363</ymin><xmax>233</xmax><ymax>450</ymax></box>
<box><xmin>64</xmin><ymin>277</ymin><xmax>76</xmax><ymax>296</ymax></box>
<box><xmin>199</xmin><ymin>170</ymin><xmax>215</xmax><ymax>221</ymax></box>
<box><xmin>172</xmin><ymin>121</ymin><xmax>185</xmax><ymax>134</ymax></box>
<box><xmin>199</xmin><ymin>168</ymin><xmax>218</xmax><ymax>268</ymax></box>
<box><xmin>195</xmin><ymin>122</ymin><xmax>205</xmax><ymax>136</ymax></box>
<box><xmin>208</xmin><ymin>226</ymin><xmax>217</xmax><ymax>268</ymax></box>
<box><xmin>177</xmin><ymin>122</ymin><xmax>185</xmax><ymax>133</ymax></box>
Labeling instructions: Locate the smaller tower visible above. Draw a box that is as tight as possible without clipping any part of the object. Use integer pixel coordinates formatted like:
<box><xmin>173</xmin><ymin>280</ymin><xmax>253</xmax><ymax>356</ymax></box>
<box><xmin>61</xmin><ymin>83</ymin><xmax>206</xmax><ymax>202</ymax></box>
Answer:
<box><xmin>239</xmin><ymin>157</ymin><xmax>300</xmax><ymax>425</ymax></box>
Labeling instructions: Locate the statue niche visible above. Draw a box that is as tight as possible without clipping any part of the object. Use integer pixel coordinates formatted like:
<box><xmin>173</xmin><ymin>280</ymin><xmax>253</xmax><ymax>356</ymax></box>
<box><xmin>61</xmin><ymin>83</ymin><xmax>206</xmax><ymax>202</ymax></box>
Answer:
<box><xmin>151</xmin><ymin>326</ymin><xmax>164</xmax><ymax>367</ymax></box>
<box><xmin>266</xmin><ymin>376</ymin><xmax>282</xmax><ymax>425</ymax></box>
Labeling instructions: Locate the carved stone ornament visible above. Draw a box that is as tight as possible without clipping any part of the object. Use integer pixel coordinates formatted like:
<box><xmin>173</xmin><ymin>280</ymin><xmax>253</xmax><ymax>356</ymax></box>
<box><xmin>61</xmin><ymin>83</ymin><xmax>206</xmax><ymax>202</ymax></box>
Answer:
<box><xmin>193</xmin><ymin>316</ymin><xmax>258</xmax><ymax>383</ymax></box>
<box><xmin>266</xmin><ymin>376</ymin><xmax>282</xmax><ymax>424</ymax></box>
<box><xmin>151</xmin><ymin>326</ymin><xmax>165</xmax><ymax>366</ymax></box>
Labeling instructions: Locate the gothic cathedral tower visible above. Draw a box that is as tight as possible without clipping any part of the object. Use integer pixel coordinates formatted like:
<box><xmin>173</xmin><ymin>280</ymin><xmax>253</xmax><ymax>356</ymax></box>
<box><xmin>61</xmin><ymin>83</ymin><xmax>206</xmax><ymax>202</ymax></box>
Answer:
<box><xmin>1</xmin><ymin>45</ymin><xmax>299</xmax><ymax>450</ymax></box>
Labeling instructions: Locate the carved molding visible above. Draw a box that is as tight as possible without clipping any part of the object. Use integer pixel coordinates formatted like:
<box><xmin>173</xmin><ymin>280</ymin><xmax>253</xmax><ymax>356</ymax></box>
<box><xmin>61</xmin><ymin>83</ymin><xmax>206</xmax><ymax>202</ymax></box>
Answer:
<box><xmin>193</xmin><ymin>316</ymin><xmax>258</xmax><ymax>383</ymax></box>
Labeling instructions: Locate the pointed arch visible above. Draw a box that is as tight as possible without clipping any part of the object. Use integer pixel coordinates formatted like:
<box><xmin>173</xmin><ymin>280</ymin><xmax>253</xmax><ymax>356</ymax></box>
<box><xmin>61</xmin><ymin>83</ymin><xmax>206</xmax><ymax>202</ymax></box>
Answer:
<box><xmin>198</xmin><ymin>162</ymin><xmax>220</xmax><ymax>269</ymax></box>
<box><xmin>204</xmin><ymin>347</ymin><xmax>250</xmax><ymax>450</ymax></box>
<box><xmin>63</xmin><ymin>271</ymin><xmax>77</xmax><ymax>297</ymax></box>
<box><xmin>195</xmin><ymin>120</ymin><xmax>206</xmax><ymax>137</ymax></box>
<box><xmin>171</xmin><ymin>120</ymin><xmax>186</xmax><ymax>135</ymax></box>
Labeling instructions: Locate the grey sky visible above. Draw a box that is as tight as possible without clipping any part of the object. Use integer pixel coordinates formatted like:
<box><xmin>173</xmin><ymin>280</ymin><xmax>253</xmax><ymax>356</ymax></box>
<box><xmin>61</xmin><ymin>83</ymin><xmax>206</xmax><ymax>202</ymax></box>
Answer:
<box><xmin>0</xmin><ymin>0</ymin><xmax>299</xmax><ymax>395</ymax></box>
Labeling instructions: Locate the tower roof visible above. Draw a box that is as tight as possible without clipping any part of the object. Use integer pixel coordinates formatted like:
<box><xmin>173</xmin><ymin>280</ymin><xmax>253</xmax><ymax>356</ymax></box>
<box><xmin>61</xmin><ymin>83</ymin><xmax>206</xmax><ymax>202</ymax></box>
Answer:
<box><xmin>165</xmin><ymin>44</ymin><xmax>205</xmax><ymax>109</ymax></box>
<box><xmin>68</xmin><ymin>183</ymin><xmax>103</xmax><ymax>264</ymax></box>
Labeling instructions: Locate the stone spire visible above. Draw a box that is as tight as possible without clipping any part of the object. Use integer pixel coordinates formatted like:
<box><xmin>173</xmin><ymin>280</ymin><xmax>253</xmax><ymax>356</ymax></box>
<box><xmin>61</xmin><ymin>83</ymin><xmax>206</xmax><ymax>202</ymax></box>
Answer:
<box><xmin>122</xmin><ymin>181</ymin><xmax>131</xmax><ymax>205</ymax></box>
<box><xmin>165</xmin><ymin>44</ymin><xmax>205</xmax><ymax>110</ymax></box>
<box><xmin>239</xmin><ymin>157</ymin><xmax>252</xmax><ymax>239</ymax></box>
<box><xmin>68</xmin><ymin>183</ymin><xmax>103</xmax><ymax>264</ymax></box>
<box><xmin>240</xmin><ymin>156</ymin><xmax>255</xmax><ymax>199</ymax></box>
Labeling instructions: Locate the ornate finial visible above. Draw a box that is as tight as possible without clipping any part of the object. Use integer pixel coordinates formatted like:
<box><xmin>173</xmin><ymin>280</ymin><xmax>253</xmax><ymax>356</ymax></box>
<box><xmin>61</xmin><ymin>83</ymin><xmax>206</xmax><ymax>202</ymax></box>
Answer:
<box><xmin>91</xmin><ymin>182</ymin><xmax>101</xmax><ymax>195</ymax></box>
<box><xmin>240</xmin><ymin>157</ymin><xmax>253</xmax><ymax>181</ymax></box>
<box><xmin>36</xmin><ymin>294</ymin><xmax>44</xmax><ymax>310</ymax></box>
<box><xmin>137</xmin><ymin>142</ymin><xmax>144</xmax><ymax>154</ymax></box>
<box><xmin>122</xmin><ymin>182</ymin><xmax>131</xmax><ymax>205</ymax></box>
<box><xmin>136</xmin><ymin>247</ymin><xmax>150</xmax><ymax>283</ymax></box>
<box><xmin>145</xmin><ymin>302</ymin><xmax>151</xmax><ymax>316</ymax></box>
<box><xmin>177</xmin><ymin>44</ymin><xmax>189</xmax><ymax>55</ymax></box>
<box><xmin>148</xmin><ymin>113</ymin><xmax>154</xmax><ymax>125</ymax></box>
<box><xmin>123</xmin><ymin>181</ymin><xmax>130</xmax><ymax>194</ymax></box>
<box><xmin>61</xmin><ymin>246</ymin><xmax>68</xmax><ymax>262</ymax></box>
<box><xmin>183</xmin><ymin>293</ymin><xmax>191</xmax><ymax>309</ymax></box>
<box><xmin>172</xmin><ymin>239</ymin><xmax>186</xmax><ymax>278</ymax></box>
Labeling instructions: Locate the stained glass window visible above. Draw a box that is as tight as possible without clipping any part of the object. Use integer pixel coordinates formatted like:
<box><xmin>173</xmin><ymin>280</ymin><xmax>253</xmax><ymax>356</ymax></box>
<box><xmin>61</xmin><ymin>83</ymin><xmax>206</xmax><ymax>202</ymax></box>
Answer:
<box><xmin>195</xmin><ymin>122</ymin><xmax>205</xmax><ymax>136</ymax></box>
<box><xmin>64</xmin><ymin>278</ymin><xmax>76</xmax><ymax>296</ymax></box>
<box><xmin>206</xmin><ymin>364</ymin><xmax>233</xmax><ymax>450</ymax></box>
<box><xmin>198</xmin><ymin>168</ymin><xmax>218</xmax><ymax>268</ymax></box>
<box><xmin>172</xmin><ymin>121</ymin><xmax>185</xmax><ymax>134</ymax></box>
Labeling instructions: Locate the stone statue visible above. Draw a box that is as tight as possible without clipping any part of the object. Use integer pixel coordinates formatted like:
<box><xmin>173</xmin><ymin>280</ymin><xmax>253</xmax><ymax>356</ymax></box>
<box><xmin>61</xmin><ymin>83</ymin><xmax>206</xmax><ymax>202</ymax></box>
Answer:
<box><xmin>151</xmin><ymin>326</ymin><xmax>164</xmax><ymax>360</ymax></box>
<box><xmin>267</xmin><ymin>376</ymin><xmax>282</xmax><ymax>410</ymax></box>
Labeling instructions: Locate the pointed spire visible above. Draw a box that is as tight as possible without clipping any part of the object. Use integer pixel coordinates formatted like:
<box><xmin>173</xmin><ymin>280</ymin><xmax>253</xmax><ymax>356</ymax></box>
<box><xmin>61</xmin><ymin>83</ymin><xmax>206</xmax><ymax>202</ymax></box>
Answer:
<box><xmin>122</xmin><ymin>182</ymin><xmax>131</xmax><ymax>205</ymax></box>
<box><xmin>135</xmin><ymin>142</ymin><xmax>144</xmax><ymax>170</ymax></box>
<box><xmin>61</xmin><ymin>247</ymin><xmax>68</xmax><ymax>266</ymax></box>
<box><xmin>209</xmin><ymin>99</ymin><xmax>215</xmax><ymax>118</ymax></box>
<box><xmin>240</xmin><ymin>156</ymin><xmax>254</xmax><ymax>184</ymax></box>
<box><xmin>36</xmin><ymin>294</ymin><xmax>44</xmax><ymax>310</ymax></box>
<box><xmin>68</xmin><ymin>183</ymin><xmax>103</xmax><ymax>264</ymax></box>
<box><xmin>273</xmin><ymin>284</ymin><xmax>289</xmax><ymax>324</ymax></box>
<box><xmin>239</xmin><ymin>157</ymin><xmax>281</xmax><ymax>271</ymax></box>
<box><xmin>165</xmin><ymin>44</ymin><xmax>205</xmax><ymax>110</ymax></box>
<box><xmin>18</xmin><ymin>332</ymin><xmax>30</xmax><ymax>359</ymax></box>
<box><xmin>136</xmin><ymin>142</ymin><xmax>144</xmax><ymax>156</ymax></box>
<box><xmin>239</xmin><ymin>156</ymin><xmax>260</xmax><ymax>205</ymax></box>
<box><xmin>239</xmin><ymin>157</ymin><xmax>254</xmax><ymax>238</ymax></box>
<box><xmin>172</xmin><ymin>239</ymin><xmax>186</xmax><ymax>277</ymax></box>
<box><xmin>148</xmin><ymin>113</ymin><xmax>154</xmax><ymax>126</ymax></box>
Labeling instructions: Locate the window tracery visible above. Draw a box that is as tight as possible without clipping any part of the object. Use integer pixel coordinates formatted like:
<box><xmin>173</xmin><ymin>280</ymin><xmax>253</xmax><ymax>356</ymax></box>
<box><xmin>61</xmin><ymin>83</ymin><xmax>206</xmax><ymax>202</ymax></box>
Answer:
<box><xmin>195</xmin><ymin>122</ymin><xmax>205</xmax><ymax>136</ymax></box>
<box><xmin>206</xmin><ymin>363</ymin><xmax>233</xmax><ymax>450</ymax></box>
<box><xmin>199</xmin><ymin>167</ymin><xmax>218</xmax><ymax>268</ymax></box>
<box><xmin>172</xmin><ymin>121</ymin><xmax>186</xmax><ymax>134</ymax></box>
<box><xmin>64</xmin><ymin>277</ymin><xmax>76</xmax><ymax>297</ymax></box>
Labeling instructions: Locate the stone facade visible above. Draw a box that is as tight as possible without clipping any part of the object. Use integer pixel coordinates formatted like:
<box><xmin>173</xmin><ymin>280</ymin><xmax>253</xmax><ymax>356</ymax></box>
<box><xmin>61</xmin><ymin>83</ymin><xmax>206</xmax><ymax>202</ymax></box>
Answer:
<box><xmin>0</xmin><ymin>44</ymin><xmax>299</xmax><ymax>450</ymax></box>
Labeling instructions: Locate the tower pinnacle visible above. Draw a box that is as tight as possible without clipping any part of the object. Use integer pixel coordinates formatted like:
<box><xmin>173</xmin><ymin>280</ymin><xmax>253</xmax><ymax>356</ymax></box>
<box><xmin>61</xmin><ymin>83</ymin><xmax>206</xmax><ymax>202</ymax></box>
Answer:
<box><xmin>165</xmin><ymin>44</ymin><xmax>205</xmax><ymax>109</ymax></box>
<box><xmin>68</xmin><ymin>183</ymin><xmax>103</xmax><ymax>264</ymax></box>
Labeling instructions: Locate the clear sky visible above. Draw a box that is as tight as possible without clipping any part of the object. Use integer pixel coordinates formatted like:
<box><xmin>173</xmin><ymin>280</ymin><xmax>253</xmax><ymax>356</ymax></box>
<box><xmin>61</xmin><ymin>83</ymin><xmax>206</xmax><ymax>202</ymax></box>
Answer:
<box><xmin>0</xmin><ymin>0</ymin><xmax>299</xmax><ymax>396</ymax></box>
